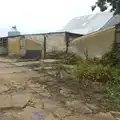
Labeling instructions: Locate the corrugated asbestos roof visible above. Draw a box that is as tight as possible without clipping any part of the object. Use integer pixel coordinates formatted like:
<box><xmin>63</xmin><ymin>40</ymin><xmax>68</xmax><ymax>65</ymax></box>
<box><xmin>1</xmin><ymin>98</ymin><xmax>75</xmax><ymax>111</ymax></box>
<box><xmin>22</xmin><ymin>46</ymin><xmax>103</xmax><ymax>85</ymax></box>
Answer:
<box><xmin>0</xmin><ymin>12</ymin><xmax>119</xmax><ymax>38</ymax></box>
<box><xmin>62</xmin><ymin>12</ymin><xmax>115</xmax><ymax>34</ymax></box>
<box><xmin>100</xmin><ymin>14</ymin><xmax>120</xmax><ymax>30</ymax></box>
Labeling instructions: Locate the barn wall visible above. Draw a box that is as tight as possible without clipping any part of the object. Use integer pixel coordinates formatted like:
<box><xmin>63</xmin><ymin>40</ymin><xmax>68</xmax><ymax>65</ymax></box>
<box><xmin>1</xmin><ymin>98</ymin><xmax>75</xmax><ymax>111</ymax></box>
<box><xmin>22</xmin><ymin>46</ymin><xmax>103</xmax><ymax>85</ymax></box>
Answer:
<box><xmin>25</xmin><ymin>39</ymin><xmax>42</xmax><ymax>50</ymax></box>
<box><xmin>24</xmin><ymin>33</ymin><xmax>67</xmax><ymax>53</ymax></box>
<box><xmin>46</xmin><ymin>33</ymin><xmax>66</xmax><ymax>53</ymax></box>
<box><xmin>0</xmin><ymin>38</ymin><xmax>8</xmax><ymax>55</ymax></box>
<box><xmin>24</xmin><ymin>35</ymin><xmax>44</xmax><ymax>50</ymax></box>
<box><xmin>69</xmin><ymin>27</ymin><xmax>115</xmax><ymax>58</ymax></box>
<box><xmin>7</xmin><ymin>33</ymin><xmax>66</xmax><ymax>56</ymax></box>
<box><xmin>7</xmin><ymin>32</ymin><xmax>80</xmax><ymax>58</ymax></box>
<box><xmin>8</xmin><ymin>37</ymin><xmax>20</xmax><ymax>54</ymax></box>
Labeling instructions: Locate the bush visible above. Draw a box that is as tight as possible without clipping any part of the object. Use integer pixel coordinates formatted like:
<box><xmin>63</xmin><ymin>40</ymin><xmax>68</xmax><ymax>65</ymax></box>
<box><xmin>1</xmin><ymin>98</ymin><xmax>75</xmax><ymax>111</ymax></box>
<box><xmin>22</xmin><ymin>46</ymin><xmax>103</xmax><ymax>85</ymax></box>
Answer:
<box><xmin>106</xmin><ymin>67</ymin><xmax>120</xmax><ymax>106</ymax></box>
<box><xmin>46</xmin><ymin>51</ymin><xmax>82</xmax><ymax>65</ymax></box>
<box><xmin>107</xmin><ymin>85</ymin><xmax>120</xmax><ymax>104</ymax></box>
<box><xmin>74</xmin><ymin>60</ymin><xmax>113</xmax><ymax>83</ymax></box>
<box><xmin>100</xmin><ymin>42</ymin><xmax>120</xmax><ymax>66</ymax></box>
<box><xmin>73</xmin><ymin>56</ymin><xmax>120</xmax><ymax>106</ymax></box>
<box><xmin>63</xmin><ymin>52</ymin><xmax>82</xmax><ymax>65</ymax></box>
<box><xmin>70</xmin><ymin>42</ymin><xmax>120</xmax><ymax>107</ymax></box>
<box><xmin>73</xmin><ymin>42</ymin><xmax>120</xmax><ymax>83</ymax></box>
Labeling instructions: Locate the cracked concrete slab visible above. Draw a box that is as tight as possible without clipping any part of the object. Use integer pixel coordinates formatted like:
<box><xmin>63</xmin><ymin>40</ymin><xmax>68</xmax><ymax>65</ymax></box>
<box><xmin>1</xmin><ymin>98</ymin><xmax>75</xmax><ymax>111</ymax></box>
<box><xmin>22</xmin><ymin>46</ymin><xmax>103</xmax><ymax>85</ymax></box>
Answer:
<box><xmin>0</xmin><ymin>73</ymin><xmax>29</xmax><ymax>89</ymax></box>
<box><xmin>0</xmin><ymin>63</ymin><xmax>14</xmax><ymax>68</ymax></box>
<box><xmin>23</xmin><ymin>107</ymin><xmax>48</xmax><ymax>120</ymax></box>
<box><xmin>44</xmin><ymin>113</ymin><xmax>59</xmax><ymax>120</ymax></box>
<box><xmin>0</xmin><ymin>58</ymin><xmax>16</xmax><ymax>63</ymax></box>
<box><xmin>0</xmin><ymin>93</ymin><xmax>31</xmax><ymax>109</ymax></box>
<box><xmin>0</xmin><ymin>95</ymin><xmax>12</xmax><ymax>109</ymax></box>
<box><xmin>0</xmin><ymin>67</ymin><xmax>29</xmax><ymax>74</ymax></box>
<box><xmin>0</xmin><ymin>85</ymin><xmax>10</xmax><ymax>93</ymax></box>
<box><xmin>93</xmin><ymin>112</ymin><xmax>116</xmax><ymax>120</ymax></box>
<box><xmin>4</xmin><ymin>111</ymin><xmax>24</xmax><ymax>120</ymax></box>
<box><xmin>11</xmin><ymin>93</ymin><xmax>31</xmax><ymax>108</ymax></box>
<box><xmin>12</xmin><ymin>61</ymin><xmax>40</xmax><ymax>67</ymax></box>
<box><xmin>64</xmin><ymin>115</ymin><xmax>93</xmax><ymax>120</ymax></box>
<box><xmin>54</xmin><ymin>107</ymin><xmax>72</xmax><ymax>119</ymax></box>
<box><xmin>42</xmin><ymin>99</ymin><xmax>61</xmax><ymax>112</ymax></box>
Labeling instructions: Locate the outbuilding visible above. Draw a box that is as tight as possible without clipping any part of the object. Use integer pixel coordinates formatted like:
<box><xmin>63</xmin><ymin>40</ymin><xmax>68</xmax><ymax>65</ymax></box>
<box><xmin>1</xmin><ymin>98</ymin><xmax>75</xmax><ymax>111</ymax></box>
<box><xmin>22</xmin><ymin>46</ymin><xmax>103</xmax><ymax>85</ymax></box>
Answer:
<box><xmin>0</xmin><ymin>29</ymin><xmax>82</xmax><ymax>59</ymax></box>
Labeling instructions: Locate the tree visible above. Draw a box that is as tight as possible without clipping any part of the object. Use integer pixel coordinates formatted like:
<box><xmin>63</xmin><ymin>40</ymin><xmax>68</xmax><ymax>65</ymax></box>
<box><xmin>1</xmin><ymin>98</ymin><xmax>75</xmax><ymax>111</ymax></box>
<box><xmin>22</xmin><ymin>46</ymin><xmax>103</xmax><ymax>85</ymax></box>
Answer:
<box><xmin>92</xmin><ymin>0</ymin><xmax>120</xmax><ymax>15</ymax></box>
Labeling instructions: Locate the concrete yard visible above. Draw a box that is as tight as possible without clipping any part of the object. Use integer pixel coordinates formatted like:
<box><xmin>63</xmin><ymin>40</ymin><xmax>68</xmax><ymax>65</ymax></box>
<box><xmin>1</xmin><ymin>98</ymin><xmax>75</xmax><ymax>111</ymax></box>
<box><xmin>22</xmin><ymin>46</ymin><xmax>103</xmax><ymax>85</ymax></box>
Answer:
<box><xmin>0</xmin><ymin>57</ymin><xmax>119</xmax><ymax>120</ymax></box>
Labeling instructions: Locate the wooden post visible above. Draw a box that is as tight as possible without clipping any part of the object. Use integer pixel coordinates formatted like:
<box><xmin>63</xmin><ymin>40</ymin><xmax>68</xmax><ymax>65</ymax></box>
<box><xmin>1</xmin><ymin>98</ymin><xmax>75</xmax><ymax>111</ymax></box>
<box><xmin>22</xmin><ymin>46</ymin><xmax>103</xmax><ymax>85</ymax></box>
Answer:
<box><xmin>115</xmin><ymin>23</ymin><xmax>120</xmax><ymax>58</ymax></box>
<box><xmin>65</xmin><ymin>32</ymin><xmax>69</xmax><ymax>53</ymax></box>
<box><xmin>44</xmin><ymin>35</ymin><xmax>46</xmax><ymax>58</ymax></box>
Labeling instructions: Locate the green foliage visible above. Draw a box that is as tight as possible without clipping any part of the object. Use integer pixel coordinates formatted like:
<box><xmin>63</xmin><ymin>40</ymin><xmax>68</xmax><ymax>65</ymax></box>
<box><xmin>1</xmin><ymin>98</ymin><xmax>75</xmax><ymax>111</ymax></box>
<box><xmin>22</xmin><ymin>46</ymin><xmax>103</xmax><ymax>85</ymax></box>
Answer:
<box><xmin>100</xmin><ymin>42</ymin><xmax>119</xmax><ymax>66</ymax></box>
<box><xmin>63</xmin><ymin>52</ymin><xmax>82</xmax><ymax>65</ymax></box>
<box><xmin>107</xmin><ymin>85</ymin><xmax>120</xmax><ymax>104</ymax></box>
<box><xmin>74</xmin><ymin>60</ymin><xmax>113</xmax><ymax>83</ymax></box>
<box><xmin>110</xmin><ymin>67</ymin><xmax>120</xmax><ymax>85</ymax></box>
<box><xmin>46</xmin><ymin>51</ymin><xmax>82</xmax><ymax>65</ymax></box>
<box><xmin>71</xmin><ymin>42</ymin><xmax>120</xmax><ymax>105</ymax></box>
<box><xmin>92</xmin><ymin>0</ymin><xmax>120</xmax><ymax>15</ymax></box>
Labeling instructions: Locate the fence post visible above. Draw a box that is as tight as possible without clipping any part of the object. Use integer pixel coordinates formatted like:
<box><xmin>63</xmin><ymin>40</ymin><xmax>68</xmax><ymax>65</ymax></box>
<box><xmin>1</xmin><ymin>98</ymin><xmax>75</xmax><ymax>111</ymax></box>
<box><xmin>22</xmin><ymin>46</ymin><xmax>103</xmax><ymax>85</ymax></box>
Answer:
<box><xmin>115</xmin><ymin>24</ymin><xmax>120</xmax><ymax>58</ymax></box>
<box><xmin>43</xmin><ymin>34</ymin><xmax>46</xmax><ymax>58</ymax></box>
<box><xmin>65</xmin><ymin>32</ymin><xmax>69</xmax><ymax>53</ymax></box>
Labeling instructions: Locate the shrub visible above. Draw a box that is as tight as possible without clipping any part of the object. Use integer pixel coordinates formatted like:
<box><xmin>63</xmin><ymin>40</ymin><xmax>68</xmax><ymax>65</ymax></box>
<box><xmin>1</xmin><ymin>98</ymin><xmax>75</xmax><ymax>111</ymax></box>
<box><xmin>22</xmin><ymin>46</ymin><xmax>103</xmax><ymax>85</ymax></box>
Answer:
<box><xmin>74</xmin><ymin>60</ymin><xmax>113</xmax><ymax>83</ymax></box>
<box><xmin>107</xmin><ymin>85</ymin><xmax>120</xmax><ymax>104</ymax></box>
<box><xmin>100</xmin><ymin>42</ymin><xmax>120</xmax><ymax>66</ymax></box>
<box><xmin>46</xmin><ymin>51</ymin><xmax>82</xmax><ymax>65</ymax></box>
<box><xmin>63</xmin><ymin>52</ymin><xmax>82</xmax><ymax>65</ymax></box>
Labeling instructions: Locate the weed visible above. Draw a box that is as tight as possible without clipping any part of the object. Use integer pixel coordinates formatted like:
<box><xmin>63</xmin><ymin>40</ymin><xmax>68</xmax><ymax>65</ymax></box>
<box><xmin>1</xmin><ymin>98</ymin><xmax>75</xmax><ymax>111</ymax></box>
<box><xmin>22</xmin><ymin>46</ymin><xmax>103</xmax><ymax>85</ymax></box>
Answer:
<box><xmin>107</xmin><ymin>85</ymin><xmax>120</xmax><ymax>105</ymax></box>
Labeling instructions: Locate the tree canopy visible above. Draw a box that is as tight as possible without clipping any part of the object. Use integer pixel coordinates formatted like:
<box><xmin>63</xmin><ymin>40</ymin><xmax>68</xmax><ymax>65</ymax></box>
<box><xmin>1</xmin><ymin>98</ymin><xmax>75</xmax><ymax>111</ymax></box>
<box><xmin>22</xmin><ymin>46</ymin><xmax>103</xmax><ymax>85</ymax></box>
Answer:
<box><xmin>92</xmin><ymin>0</ymin><xmax>120</xmax><ymax>15</ymax></box>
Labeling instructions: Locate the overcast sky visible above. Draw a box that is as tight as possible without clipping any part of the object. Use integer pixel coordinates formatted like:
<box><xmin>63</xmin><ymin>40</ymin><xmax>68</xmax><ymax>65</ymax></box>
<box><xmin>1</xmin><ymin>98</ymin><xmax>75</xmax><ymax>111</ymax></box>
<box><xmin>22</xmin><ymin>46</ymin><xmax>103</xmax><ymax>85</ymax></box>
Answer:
<box><xmin>0</xmin><ymin>0</ymin><xmax>102</xmax><ymax>34</ymax></box>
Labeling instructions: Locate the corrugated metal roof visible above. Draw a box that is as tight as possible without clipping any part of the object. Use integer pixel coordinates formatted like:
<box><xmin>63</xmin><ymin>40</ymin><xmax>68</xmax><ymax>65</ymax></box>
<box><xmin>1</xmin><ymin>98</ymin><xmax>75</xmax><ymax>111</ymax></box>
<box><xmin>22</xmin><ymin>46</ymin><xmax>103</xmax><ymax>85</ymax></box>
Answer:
<box><xmin>100</xmin><ymin>14</ymin><xmax>120</xmax><ymax>30</ymax></box>
<box><xmin>62</xmin><ymin>12</ymin><xmax>114</xmax><ymax>34</ymax></box>
<box><xmin>66</xmin><ymin>28</ymin><xmax>92</xmax><ymax>35</ymax></box>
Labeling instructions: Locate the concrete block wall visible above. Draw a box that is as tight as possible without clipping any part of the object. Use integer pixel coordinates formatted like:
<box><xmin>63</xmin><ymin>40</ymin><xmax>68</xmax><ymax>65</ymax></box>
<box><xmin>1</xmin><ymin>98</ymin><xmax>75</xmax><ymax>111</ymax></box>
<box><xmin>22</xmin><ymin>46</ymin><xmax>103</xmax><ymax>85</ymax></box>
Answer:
<box><xmin>7</xmin><ymin>32</ymin><xmax>67</xmax><ymax>58</ymax></box>
<box><xmin>24</xmin><ymin>35</ymin><xmax>44</xmax><ymax>50</ymax></box>
<box><xmin>69</xmin><ymin>27</ymin><xmax>115</xmax><ymax>58</ymax></box>
<box><xmin>8</xmin><ymin>37</ymin><xmax>21</xmax><ymax>54</ymax></box>
<box><xmin>46</xmin><ymin>33</ymin><xmax>66</xmax><ymax>53</ymax></box>
<box><xmin>25</xmin><ymin>33</ymin><xmax>66</xmax><ymax>53</ymax></box>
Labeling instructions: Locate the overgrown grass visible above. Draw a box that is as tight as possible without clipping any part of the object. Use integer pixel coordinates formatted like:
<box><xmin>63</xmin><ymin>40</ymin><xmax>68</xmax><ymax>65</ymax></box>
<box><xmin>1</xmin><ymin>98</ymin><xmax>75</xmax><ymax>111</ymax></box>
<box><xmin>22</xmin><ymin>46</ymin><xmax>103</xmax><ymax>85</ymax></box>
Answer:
<box><xmin>62</xmin><ymin>52</ymin><xmax>82</xmax><ymax>65</ymax></box>
<box><xmin>107</xmin><ymin>85</ymin><xmax>120</xmax><ymax>105</ymax></box>
<box><xmin>46</xmin><ymin>51</ymin><xmax>82</xmax><ymax>65</ymax></box>
<box><xmin>40</xmin><ymin>44</ymin><xmax>120</xmax><ymax>108</ymax></box>
<box><xmin>74</xmin><ymin>60</ymin><xmax>112</xmax><ymax>83</ymax></box>
<box><xmin>59</xmin><ymin>42</ymin><xmax>120</xmax><ymax>108</ymax></box>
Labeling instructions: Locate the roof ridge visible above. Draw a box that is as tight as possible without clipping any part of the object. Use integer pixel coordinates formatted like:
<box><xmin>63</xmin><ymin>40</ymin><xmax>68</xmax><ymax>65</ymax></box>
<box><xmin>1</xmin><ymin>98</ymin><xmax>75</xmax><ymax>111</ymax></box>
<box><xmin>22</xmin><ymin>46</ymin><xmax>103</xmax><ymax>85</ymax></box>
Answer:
<box><xmin>73</xmin><ymin>12</ymin><xmax>113</xmax><ymax>20</ymax></box>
